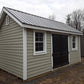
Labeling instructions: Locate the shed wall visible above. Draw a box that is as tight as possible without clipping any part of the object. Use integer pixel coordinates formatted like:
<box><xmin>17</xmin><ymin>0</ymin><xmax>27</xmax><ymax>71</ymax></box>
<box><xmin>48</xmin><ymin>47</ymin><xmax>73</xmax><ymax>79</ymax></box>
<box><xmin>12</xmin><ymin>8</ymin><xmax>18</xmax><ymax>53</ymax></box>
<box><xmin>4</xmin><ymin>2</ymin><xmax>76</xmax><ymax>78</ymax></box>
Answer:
<box><xmin>0</xmin><ymin>16</ymin><xmax>23</xmax><ymax>78</ymax></box>
<box><xmin>27</xmin><ymin>29</ymin><xmax>52</xmax><ymax>78</ymax></box>
<box><xmin>27</xmin><ymin>32</ymin><xmax>81</xmax><ymax>79</ymax></box>
<box><xmin>68</xmin><ymin>35</ymin><xmax>81</xmax><ymax>64</ymax></box>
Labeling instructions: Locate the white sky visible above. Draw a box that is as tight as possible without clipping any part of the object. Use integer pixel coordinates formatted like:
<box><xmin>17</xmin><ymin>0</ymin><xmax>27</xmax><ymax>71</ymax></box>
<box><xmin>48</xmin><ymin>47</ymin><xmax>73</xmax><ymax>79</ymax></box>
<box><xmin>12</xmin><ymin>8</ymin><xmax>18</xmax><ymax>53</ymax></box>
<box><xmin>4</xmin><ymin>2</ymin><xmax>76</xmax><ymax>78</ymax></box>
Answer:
<box><xmin>0</xmin><ymin>0</ymin><xmax>84</xmax><ymax>23</ymax></box>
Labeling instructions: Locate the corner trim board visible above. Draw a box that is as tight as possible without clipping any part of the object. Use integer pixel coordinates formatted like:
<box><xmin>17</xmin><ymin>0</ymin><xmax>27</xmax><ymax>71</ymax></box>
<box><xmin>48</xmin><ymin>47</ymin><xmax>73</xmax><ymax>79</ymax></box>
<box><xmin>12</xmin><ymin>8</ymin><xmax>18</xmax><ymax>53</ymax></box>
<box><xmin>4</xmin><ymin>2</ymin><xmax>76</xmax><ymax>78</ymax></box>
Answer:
<box><xmin>23</xmin><ymin>28</ymin><xmax>27</xmax><ymax>80</ymax></box>
<box><xmin>79</xmin><ymin>36</ymin><xmax>81</xmax><ymax>62</ymax></box>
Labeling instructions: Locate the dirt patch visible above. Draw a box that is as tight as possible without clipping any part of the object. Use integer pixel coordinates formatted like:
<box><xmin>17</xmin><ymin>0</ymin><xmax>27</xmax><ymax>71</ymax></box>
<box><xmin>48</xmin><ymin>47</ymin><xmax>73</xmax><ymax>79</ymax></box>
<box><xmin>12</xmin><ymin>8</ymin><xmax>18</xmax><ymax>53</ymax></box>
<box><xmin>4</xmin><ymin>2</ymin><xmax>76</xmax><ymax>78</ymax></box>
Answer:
<box><xmin>0</xmin><ymin>58</ymin><xmax>84</xmax><ymax>84</ymax></box>
<box><xmin>0</xmin><ymin>69</ymin><xmax>22</xmax><ymax>84</ymax></box>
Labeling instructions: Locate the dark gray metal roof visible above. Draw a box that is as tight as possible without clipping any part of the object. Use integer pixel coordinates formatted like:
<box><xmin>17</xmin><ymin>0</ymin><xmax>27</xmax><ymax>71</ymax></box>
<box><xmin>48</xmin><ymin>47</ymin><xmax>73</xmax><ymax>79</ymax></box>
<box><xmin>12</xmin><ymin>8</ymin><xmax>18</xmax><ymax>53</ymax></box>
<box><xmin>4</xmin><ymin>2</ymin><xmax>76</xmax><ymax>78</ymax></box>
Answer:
<box><xmin>4</xmin><ymin>7</ymin><xmax>82</xmax><ymax>34</ymax></box>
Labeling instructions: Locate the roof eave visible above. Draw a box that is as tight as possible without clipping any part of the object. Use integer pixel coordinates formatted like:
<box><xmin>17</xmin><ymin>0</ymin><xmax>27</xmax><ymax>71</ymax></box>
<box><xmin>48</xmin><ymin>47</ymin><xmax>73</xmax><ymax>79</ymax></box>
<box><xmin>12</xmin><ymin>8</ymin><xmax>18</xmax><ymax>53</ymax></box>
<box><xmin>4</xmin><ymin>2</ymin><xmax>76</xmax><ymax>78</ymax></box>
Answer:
<box><xmin>21</xmin><ymin>23</ymin><xmax>83</xmax><ymax>35</ymax></box>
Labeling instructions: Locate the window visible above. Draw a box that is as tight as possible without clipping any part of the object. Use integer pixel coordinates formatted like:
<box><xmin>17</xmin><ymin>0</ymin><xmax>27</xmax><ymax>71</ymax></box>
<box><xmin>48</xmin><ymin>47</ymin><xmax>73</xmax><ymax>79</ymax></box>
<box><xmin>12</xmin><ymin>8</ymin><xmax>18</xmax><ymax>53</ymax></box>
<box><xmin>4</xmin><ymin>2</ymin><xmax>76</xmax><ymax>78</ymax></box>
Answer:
<box><xmin>34</xmin><ymin>31</ymin><xmax>47</xmax><ymax>55</ymax></box>
<box><xmin>5</xmin><ymin>15</ymin><xmax>9</xmax><ymax>25</ymax></box>
<box><xmin>35</xmin><ymin>32</ymin><xmax>43</xmax><ymax>51</ymax></box>
<box><xmin>72</xmin><ymin>36</ymin><xmax>77</xmax><ymax>50</ymax></box>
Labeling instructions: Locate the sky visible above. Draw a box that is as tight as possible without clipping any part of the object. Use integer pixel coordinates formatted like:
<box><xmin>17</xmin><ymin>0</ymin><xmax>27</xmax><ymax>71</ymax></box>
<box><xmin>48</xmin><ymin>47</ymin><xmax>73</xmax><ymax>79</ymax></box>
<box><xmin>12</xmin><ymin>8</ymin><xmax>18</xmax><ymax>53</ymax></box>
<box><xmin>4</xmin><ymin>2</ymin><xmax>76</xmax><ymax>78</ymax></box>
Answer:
<box><xmin>0</xmin><ymin>0</ymin><xmax>84</xmax><ymax>23</ymax></box>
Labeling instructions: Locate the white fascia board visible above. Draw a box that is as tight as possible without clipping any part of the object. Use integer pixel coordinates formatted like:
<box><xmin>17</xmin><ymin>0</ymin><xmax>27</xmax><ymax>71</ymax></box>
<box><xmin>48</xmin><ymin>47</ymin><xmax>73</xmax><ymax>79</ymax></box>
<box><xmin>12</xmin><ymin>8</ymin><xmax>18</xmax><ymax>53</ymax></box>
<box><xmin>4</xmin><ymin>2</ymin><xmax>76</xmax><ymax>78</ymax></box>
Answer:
<box><xmin>3</xmin><ymin>8</ymin><xmax>23</xmax><ymax>27</ymax></box>
<box><xmin>21</xmin><ymin>24</ymin><xmax>83</xmax><ymax>35</ymax></box>
<box><xmin>23</xmin><ymin>28</ymin><xmax>27</xmax><ymax>80</ymax></box>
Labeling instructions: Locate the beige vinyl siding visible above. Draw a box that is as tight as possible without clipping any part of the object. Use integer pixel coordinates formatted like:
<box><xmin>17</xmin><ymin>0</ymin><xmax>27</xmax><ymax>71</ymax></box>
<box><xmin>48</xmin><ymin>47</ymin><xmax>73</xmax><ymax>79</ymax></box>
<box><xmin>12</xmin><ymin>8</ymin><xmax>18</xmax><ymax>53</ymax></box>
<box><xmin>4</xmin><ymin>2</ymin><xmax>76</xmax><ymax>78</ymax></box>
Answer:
<box><xmin>0</xmin><ymin>16</ymin><xmax>23</xmax><ymax>78</ymax></box>
<box><xmin>27</xmin><ymin>29</ymin><xmax>52</xmax><ymax>78</ymax></box>
<box><xmin>68</xmin><ymin>35</ymin><xmax>81</xmax><ymax>64</ymax></box>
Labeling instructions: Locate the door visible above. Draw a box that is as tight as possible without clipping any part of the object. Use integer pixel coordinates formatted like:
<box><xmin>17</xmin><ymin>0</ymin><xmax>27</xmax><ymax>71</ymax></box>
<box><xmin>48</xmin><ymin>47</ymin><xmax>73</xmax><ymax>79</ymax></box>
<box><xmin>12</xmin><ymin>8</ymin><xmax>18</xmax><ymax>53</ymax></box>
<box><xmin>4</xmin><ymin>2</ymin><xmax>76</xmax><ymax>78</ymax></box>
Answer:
<box><xmin>52</xmin><ymin>34</ymin><xmax>69</xmax><ymax>69</ymax></box>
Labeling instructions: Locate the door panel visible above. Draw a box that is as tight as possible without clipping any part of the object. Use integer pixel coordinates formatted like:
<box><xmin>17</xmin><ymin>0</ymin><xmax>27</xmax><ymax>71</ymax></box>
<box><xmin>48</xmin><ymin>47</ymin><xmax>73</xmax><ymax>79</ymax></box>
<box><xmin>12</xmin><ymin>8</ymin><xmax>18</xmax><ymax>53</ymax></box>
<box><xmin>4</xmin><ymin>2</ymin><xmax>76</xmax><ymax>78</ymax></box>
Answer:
<box><xmin>52</xmin><ymin>34</ymin><xmax>69</xmax><ymax>69</ymax></box>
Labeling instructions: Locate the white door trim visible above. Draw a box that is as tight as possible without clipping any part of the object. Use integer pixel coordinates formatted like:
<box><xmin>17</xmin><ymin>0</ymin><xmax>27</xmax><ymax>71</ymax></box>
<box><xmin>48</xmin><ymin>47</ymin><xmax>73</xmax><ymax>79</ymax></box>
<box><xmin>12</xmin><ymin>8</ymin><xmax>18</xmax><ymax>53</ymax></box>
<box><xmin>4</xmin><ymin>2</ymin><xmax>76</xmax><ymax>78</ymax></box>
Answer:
<box><xmin>51</xmin><ymin>33</ymin><xmax>53</xmax><ymax>71</ymax></box>
<box><xmin>23</xmin><ymin>28</ymin><xmax>27</xmax><ymax>80</ymax></box>
<box><xmin>68</xmin><ymin>36</ymin><xmax>70</xmax><ymax>63</ymax></box>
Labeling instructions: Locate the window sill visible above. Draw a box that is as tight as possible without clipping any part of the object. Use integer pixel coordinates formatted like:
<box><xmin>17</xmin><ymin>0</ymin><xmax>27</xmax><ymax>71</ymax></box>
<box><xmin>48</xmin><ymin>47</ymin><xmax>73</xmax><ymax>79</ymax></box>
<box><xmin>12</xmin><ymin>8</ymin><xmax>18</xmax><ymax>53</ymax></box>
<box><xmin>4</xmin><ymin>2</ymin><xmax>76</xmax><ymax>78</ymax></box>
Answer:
<box><xmin>33</xmin><ymin>51</ymin><xmax>47</xmax><ymax>56</ymax></box>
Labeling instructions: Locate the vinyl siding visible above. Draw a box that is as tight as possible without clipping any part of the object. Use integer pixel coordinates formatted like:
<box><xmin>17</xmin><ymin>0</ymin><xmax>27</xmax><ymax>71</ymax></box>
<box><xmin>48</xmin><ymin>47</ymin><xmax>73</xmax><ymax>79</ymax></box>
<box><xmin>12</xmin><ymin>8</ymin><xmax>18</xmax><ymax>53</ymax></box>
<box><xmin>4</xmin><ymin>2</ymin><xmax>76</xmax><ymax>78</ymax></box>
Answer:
<box><xmin>68</xmin><ymin>35</ymin><xmax>81</xmax><ymax>64</ymax></box>
<box><xmin>0</xmin><ymin>16</ymin><xmax>23</xmax><ymax>78</ymax></box>
<box><xmin>27</xmin><ymin>29</ymin><xmax>52</xmax><ymax>78</ymax></box>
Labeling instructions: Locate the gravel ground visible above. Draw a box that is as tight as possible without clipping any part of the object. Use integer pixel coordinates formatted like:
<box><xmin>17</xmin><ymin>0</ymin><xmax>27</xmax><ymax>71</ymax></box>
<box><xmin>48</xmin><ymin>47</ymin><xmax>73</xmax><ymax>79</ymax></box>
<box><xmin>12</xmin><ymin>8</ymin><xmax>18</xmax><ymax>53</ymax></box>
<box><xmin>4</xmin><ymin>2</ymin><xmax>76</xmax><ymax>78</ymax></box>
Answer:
<box><xmin>0</xmin><ymin>57</ymin><xmax>84</xmax><ymax>84</ymax></box>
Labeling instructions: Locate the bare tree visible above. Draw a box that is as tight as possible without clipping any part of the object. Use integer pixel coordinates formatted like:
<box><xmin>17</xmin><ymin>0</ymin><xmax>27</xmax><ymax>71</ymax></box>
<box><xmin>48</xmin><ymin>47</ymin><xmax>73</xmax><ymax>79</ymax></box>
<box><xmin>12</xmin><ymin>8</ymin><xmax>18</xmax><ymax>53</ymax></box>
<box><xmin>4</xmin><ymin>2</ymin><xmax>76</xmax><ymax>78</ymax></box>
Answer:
<box><xmin>66</xmin><ymin>10</ymin><xmax>84</xmax><ymax>31</ymax></box>
<box><xmin>66</xmin><ymin>14</ymin><xmax>71</xmax><ymax>26</ymax></box>
<box><xmin>48</xmin><ymin>14</ymin><xmax>56</xmax><ymax>20</ymax></box>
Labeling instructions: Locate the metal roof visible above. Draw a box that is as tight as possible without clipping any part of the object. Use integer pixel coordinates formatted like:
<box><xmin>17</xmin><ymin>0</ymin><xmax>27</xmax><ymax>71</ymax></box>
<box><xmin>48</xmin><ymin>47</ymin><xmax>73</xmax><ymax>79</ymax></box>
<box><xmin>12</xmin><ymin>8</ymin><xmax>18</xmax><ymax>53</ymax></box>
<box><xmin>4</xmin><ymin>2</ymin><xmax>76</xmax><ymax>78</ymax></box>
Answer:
<box><xmin>1</xmin><ymin>7</ymin><xmax>82</xmax><ymax>35</ymax></box>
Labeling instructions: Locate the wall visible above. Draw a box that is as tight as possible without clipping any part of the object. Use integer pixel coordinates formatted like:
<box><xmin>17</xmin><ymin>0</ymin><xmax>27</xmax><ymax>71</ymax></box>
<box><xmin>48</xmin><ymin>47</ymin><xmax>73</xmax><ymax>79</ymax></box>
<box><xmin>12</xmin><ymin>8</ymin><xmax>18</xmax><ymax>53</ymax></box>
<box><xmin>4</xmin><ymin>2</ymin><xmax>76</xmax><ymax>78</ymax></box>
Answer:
<box><xmin>0</xmin><ymin>16</ymin><xmax>23</xmax><ymax>78</ymax></box>
<box><xmin>27</xmin><ymin>29</ymin><xmax>52</xmax><ymax>78</ymax></box>
<box><xmin>68</xmin><ymin>35</ymin><xmax>81</xmax><ymax>64</ymax></box>
<box><xmin>27</xmin><ymin>31</ymin><xmax>81</xmax><ymax>79</ymax></box>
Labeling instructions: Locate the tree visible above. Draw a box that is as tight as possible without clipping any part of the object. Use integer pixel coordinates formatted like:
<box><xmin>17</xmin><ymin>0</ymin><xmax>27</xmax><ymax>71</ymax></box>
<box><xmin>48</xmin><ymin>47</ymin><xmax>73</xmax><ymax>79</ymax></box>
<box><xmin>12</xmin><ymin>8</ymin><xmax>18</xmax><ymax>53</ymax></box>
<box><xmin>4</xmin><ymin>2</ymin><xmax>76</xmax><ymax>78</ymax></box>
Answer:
<box><xmin>48</xmin><ymin>14</ymin><xmax>56</xmax><ymax>20</ymax></box>
<box><xmin>66</xmin><ymin>14</ymin><xmax>71</xmax><ymax>26</ymax></box>
<box><xmin>66</xmin><ymin>10</ymin><xmax>84</xmax><ymax>31</ymax></box>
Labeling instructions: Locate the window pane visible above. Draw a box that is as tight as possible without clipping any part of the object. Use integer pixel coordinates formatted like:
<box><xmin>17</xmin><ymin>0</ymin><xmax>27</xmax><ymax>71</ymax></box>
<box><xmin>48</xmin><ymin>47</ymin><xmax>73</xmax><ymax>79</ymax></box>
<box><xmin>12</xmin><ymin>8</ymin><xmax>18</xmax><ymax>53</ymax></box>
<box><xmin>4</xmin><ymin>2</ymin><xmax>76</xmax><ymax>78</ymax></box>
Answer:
<box><xmin>35</xmin><ymin>32</ymin><xmax>43</xmax><ymax>41</ymax></box>
<box><xmin>73</xmin><ymin>43</ymin><xmax>75</xmax><ymax>48</ymax></box>
<box><xmin>73</xmin><ymin>36</ymin><xmax>75</xmax><ymax>41</ymax></box>
<box><xmin>35</xmin><ymin>43</ymin><xmax>43</xmax><ymax>51</ymax></box>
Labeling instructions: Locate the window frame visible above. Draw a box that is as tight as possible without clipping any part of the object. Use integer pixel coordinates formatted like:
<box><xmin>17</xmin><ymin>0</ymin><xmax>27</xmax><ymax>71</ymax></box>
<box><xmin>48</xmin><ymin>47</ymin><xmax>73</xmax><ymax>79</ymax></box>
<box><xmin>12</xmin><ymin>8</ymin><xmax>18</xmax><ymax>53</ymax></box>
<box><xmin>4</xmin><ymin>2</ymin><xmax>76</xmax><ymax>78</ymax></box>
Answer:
<box><xmin>5</xmin><ymin>15</ymin><xmax>9</xmax><ymax>25</ymax></box>
<box><xmin>72</xmin><ymin>36</ymin><xmax>78</xmax><ymax>50</ymax></box>
<box><xmin>33</xmin><ymin>31</ymin><xmax>47</xmax><ymax>55</ymax></box>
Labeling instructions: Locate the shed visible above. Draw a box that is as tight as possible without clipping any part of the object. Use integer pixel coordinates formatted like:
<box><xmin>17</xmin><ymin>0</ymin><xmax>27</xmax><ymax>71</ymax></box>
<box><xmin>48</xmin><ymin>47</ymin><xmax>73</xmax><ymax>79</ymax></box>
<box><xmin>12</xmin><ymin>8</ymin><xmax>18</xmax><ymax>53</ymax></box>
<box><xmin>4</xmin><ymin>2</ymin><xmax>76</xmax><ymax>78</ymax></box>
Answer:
<box><xmin>0</xmin><ymin>7</ymin><xmax>82</xmax><ymax>80</ymax></box>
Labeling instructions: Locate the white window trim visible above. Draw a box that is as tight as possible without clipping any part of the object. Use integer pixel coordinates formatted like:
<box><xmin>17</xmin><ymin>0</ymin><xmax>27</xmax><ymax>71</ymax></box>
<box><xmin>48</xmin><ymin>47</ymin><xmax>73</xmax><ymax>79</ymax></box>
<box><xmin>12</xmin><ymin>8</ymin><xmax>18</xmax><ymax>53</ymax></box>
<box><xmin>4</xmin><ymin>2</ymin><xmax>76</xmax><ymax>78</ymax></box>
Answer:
<box><xmin>72</xmin><ymin>36</ymin><xmax>78</xmax><ymax>51</ymax></box>
<box><xmin>33</xmin><ymin>31</ymin><xmax>47</xmax><ymax>55</ymax></box>
<box><xmin>5</xmin><ymin>15</ymin><xmax>9</xmax><ymax>25</ymax></box>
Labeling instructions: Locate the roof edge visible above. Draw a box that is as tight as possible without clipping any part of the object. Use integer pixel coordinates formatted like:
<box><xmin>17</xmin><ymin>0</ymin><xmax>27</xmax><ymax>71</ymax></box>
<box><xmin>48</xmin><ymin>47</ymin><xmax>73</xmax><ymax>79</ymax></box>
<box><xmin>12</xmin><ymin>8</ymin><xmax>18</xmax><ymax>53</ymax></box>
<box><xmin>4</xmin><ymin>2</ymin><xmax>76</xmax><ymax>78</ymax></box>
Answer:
<box><xmin>0</xmin><ymin>7</ymin><xmax>23</xmax><ymax>27</ymax></box>
<box><xmin>22</xmin><ymin>23</ymin><xmax>83</xmax><ymax>35</ymax></box>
